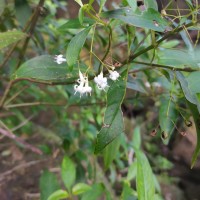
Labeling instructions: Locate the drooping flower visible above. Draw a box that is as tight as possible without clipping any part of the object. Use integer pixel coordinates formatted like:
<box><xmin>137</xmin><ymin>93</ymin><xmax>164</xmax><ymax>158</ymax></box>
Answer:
<box><xmin>54</xmin><ymin>54</ymin><xmax>66</xmax><ymax>64</ymax></box>
<box><xmin>109</xmin><ymin>70</ymin><xmax>120</xmax><ymax>81</ymax></box>
<box><xmin>74</xmin><ymin>71</ymin><xmax>92</xmax><ymax>97</ymax></box>
<box><xmin>94</xmin><ymin>71</ymin><xmax>108</xmax><ymax>90</ymax></box>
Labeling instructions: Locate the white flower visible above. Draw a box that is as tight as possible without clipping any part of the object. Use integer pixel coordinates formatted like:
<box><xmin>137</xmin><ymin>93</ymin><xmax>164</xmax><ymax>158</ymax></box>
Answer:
<box><xmin>94</xmin><ymin>71</ymin><xmax>108</xmax><ymax>90</ymax></box>
<box><xmin>74</xmin><ymin>71</ymin><xmax>92</xmax><ymax>97</ymax></box>
<box><xmin>54</xmin><ymin>54</ymin><xmax>66</xmax><ymax>64</ymax></box>
<box><xmin>109</xmin><ymin>70</ymin><xmax>120</xmax><ymax>81</ymax></box>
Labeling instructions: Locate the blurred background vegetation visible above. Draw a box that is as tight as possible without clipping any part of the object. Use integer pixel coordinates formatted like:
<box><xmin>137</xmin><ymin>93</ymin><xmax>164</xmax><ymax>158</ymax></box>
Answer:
<box><xmin>0</xmin><ymin>0</ymin><xmax>200</xmax><ymax>200</ymax></box>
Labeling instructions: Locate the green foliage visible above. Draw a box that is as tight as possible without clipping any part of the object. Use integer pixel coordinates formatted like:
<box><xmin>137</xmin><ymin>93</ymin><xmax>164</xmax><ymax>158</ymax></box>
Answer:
<box><xmin>101</xmin><ymin>8</ymin><xmax>170</xmax><ymax>32</ymax></box>
<box><xmin>66</xmin><ymin>27</ymin><xmax>91</xmax><ymax>69</ymax></box>
<box><xmin>13</xmin><ymin>55</ymin><xmax>74</xmax><ymax>82</ymax></box>
<box><xmin>1</xmin><ymin>0</ymin><xmax>200</xmax><ymax>199</ymax></box>
<box><xmin>136</xmin><ymin>151</ymin><xmax>155</xmax><ymax>200</ymax></box>
<box><xmin>61</xmin><ymin>156</ymin><xmax>76</xmax><ymax>190</ymax></box>
<box><xmin>72</xmin><ymin>183</ymin><xmax>91</xmax><ymax>195</ymax></box>
<box><xmin>95</xmin><ymin>70</ymin><xmax>127</xmax><ymax>153</ymax></box>
<box><xmin>40</xmin><ymin>170</ymin><xmax>60</xmax><ymax>200</ymax></box>
<box><xmin>0</xmin><ymin>30</ymin><xmax>26</xmax><ymax>50</ymax></box>
<box><xmin>47</xmin><ymin>190</ymin><xmax>69</xmax><ymax>200</ymax></box>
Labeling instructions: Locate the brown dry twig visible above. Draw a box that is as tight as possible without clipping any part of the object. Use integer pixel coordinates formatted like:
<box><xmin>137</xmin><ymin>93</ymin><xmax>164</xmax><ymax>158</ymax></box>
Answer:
<box><xmin>0</xmin><ymin>127</ymin><xmax>42</xmax><ymax>155</ymax></box>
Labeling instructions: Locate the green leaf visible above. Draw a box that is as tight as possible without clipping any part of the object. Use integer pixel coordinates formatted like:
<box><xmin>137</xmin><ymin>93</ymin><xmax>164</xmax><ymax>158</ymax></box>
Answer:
<box><xmin>176</xmin><ymin>72</ymin><xmax>199</xmax><ymax>105</ymax></box>
<box><xmin>127</xmin><ymin>0</ymin><xmax>137</xmax><ymax>12</ymax></box>
<box><xmin>66</xmin><ymin>27</ymin><xmax>91</xmax><ymax>69</ymax></box>
<box><xmin>58</xmin><ymin>18</ymin><xmax>95</xmax><ymax>31</ymax></box>
<box><xmin>99</xmin><ymin>0</ymin><xmax>107</xmax><ymax>13</ymax></box>
<box><xmin>144</xmin><ymin>0</ymin><xmax>158</xmax><ymax>11</ymax></box>
<box><xmin>121</xmin><ymin>182</ymin><xmax>137</xmax><ymax>200</ymax></box>
<box><xmin>101</xmin><ymin>8</ymin><xmax>170</xmax><ymax>32</ymax></box>
<box><xmin>78</xmin><ymin>7</ymin><xmax>84</xmax><ymax>25</ymax></box>
<box><xmin>81</xmin><ymin>183</ymin><xmax>104</xmax><ymax>200</ymax></box>
<box><xmin>159</xmin><ymin>98</ymin><xmax>177</xmax><ymax>144</ymax></box>
<box><xmin>127</xmin><ymin>75</ymin><xmax>147</xmax><ymax>94</ymax></box>
<box><xmin>39</xmin><ymin>170</ymin><xmax>60</xmax><ymax>200</ymax></box>
<box><xmin>75</xmin><ymin>0</ymin><xmax>83</xmax><ymax>7</ymax></box>
<box><xmin>61</xmin><ymin>156</ymin><xmax>76</xmax><ymax>190</ymax></box>
<box><xmin>72</xmin><ymin>183</ymin><xmax>91</xmax><ymax>195</ymax></box>
<box><xmin>47</xmin><ymin>190</ymin><xmax>69</xmax><ymax>200</ymax></box>
<box><xmin>0</xmin><ymin>30</ymin><xmax>26</xmax><ymax>50</ymax></box>
<box><xmin>94</xmin><ymin>70</ymin><xmax>128</xmax><ymax>153</ymax></box>
<box><xmin>127</xmin><ymin>161</ymin><xmax>137</xmax><ymax>181</ymax></box>
<box><xmin>136</xmin><ymin>151</ymin><xmax>155</xmax><ymax>200</ymax></box>
<box><xmin>158</xmin><ymin>49</ymin><xmax>199</xmax><ymax>69</ymax></box>
<box><xmin>13</xmin><ymin>55</ymin><xmax>79</xmax><ymax>82</ymax></box>
<box><xmin>103</xmin><ymin>135</ymin><xmax>121</xmax><ymax>169</ymax></box>
<box><xmin>187</xmin><ymin>72</ymin><xmax>200</xmax><ymax>93</ymax></box>
<box><xmin>188</xmin><ymin>102</ymin><xmax>200</xmax><ymax>168</ymax></box>
<box><xmin>132</xmin><ymin>126</ymin><xmax>141</xmax><ymax>150</ymax></box>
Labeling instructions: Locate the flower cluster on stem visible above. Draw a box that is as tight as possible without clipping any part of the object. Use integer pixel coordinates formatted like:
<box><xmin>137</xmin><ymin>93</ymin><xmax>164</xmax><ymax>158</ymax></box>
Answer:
<box><xmin>74</xmin><ymin>71</ymin><xmax>92</xmax><ymax>97</ymax></box>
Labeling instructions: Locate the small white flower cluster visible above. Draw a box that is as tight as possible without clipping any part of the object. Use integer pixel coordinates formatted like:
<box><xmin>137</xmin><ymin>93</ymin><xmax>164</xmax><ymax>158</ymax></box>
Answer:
<box><xmin>94</xmin><ymin>70</ymin><xmax>120</xmax><ymax>90</ymax></box>
<box><xmin>74</xmin><ymin>71</ymin><xmax>92</xmax><ymax>96</ymax></box>
<box><xmin>54</xmin><ymin>54</ymin><xmax>66</xmax><ymax>64</ymax></box>
<box><xmin>74</xmin><ymin>69</ymin><xmax>120</xmax><ymax>97</ymax></box>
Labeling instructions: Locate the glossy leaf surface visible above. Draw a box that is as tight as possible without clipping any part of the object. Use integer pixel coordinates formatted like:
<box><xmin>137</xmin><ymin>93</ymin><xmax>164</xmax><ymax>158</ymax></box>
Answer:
<box><xmin>101</xmin><ymin>8</ymin><xmax>170</xmax><ymax>32</ymax></box>
<box><xmin>13</xmin><ymin>55</ymin><xmax>78</xmax><ymax>82</ymax></box>
<box><xmin>66</xmin><ymin>27</ymin><xmax>91</xmax><ymax>69</ymax></box>
<box><xmin>94</xmin><ymin>70</ymin><xmax>127</xmax><ymax>153</ymax></box>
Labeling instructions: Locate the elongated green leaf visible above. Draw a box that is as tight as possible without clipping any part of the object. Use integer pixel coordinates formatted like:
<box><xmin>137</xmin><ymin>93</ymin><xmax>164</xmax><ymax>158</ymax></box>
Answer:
<box><xmin>127</xmin><ymin>75</ymin><xmax>147</xmax><ymax>94</ymax></box>
<box><xmin>66</xmin><ymin>27</ymin><xmax>91</xmax><ymax>69</ymax></box>
<box><xmin>121</xmin><ymin>182</ymin><xmax>137</xmax><ymax>200</ymax></box>
<box><xmin>159</xmin><ymin>98</ymin><xmax>177</xmax><ymax>144</ymax></box>
<box><xmin>127</xmin><ymin>161</ymin><xmax>137</xmax><ymax>181</ymax></box>
<box><xmin>58</xmin><ymin>18</ymin><xmax>95</xmax><ymax>31</ymax></box>
<box><xmin>176</xmin><ymin>72</ymin><xmax>200</xmax><ymax>110</ymax></box>
<box><xmin>39</xmin><ymin>170</ymin><xmax>60</xmax><ymax>200</ymax></box>
<box><xmin>101</xmin><ymin>8</ymin><xmax>170</xmax><ymax>32</ymax></box>
<box><xmin>78</xmin><ymin>7</ymin><xmax>84</xmax><ymax>25</ymax></box>
<box><xmin>0</xmin><ymin>30</ymin><xmax>26</xmax><ymax>50</ymax></box>
<box><xmin>187</xmin><ymin>72</ymin><xmax>200</xmax><ymax>93</ymax></box>
<box><xmin>13</xmin><ymin>55</ymin><xmax>78</xmax><ymax>82</ymax></box>
<box><xmin>81</xmin><ymin>183</ymin><xmax>104</xmax><ymax>200</ymax></box>
<box><xmin>132</xmin><ymin>126</ymin><xmax>141</xmax><ymax>150</ymax></box>
<box><xmin>47</xmin><ymin>190</ymin><xmax>69</xmax><ymax>200</ymax></box>
<box><xmin>144</xmin><ymin>0</ymin><xmax>158</xmax><ymax>11</ymax></box>
<box><xmin>72</xmin><ymin>183</ymin><xmax>91</xmax><ymax>195</ymax></box>
<box><xmin>188</xmin><ymin>102</ymin><xmax>200</xmax><ymax>168</ymax></box>
<box><xmin>99</xmin><ymin>0</ymin><xmax>107</xmax><ymax>12</ymax></box>
<box><xmin>136</xmin><ymin>151</ymin><xmax>155</xmax><ymax>200</ymax></box>
<box><xmin>94</xmin><ymin>70</ymin><xmax>128</xmax><ymax>153</ymax></box>
<box><xmin>127</xmin><ymin>0</ymin><xmax>137</xmax><ymax>12</ymax></box>
<box><xmin>103</xmin><ymin>135</ymin><xmax>121</xmax><ymax>169</ymax></box>
<box><xmin>158</xmin><ymin>49</ymin><xmax>199</xmax><ymax>69</ymax></box>
<box><xmin>61</xmin><ymin>156</ymin><xmax>76</xmax><ymax>190</ymax></box>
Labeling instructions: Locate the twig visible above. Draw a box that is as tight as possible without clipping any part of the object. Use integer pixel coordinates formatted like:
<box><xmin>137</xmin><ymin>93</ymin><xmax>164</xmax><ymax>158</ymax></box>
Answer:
<box><xmin>11</xmin><ymin>114</ymin><xmax>35</xmax><ymax>132</ymax></box>
<box><xmin>0</xmin><ymin>127</ymin><xmax>42</xmax><ymax>155</ymax></box>
<box><xmin>130</xmin><ymin>61</ymin><xmax>200</xmax><ymax>72</ymax></box>
<box><xmin>16</xmin><ymin>0</ymin><xmax>45</xmax><ymax>68</ymax></box>
<box><xmin>126</xmin><ymin>21</ymin><xmax>198</xmax><ymax>64</ymax></box>
<box><xmin>0</xmin><ymin>7</ymin><xmax>35</xmax><ymax>69</ymax></box>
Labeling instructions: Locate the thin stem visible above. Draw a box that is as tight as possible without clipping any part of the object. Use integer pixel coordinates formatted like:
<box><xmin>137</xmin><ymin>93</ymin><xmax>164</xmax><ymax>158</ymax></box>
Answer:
<box><xmin>0</xmin><ymin>12</ymin><xmax>34</xmax><ymax>69</ymax></box>
<box><xmin>98</xmin><ymin>25</ymin><xmax>112</xmax><ymax>72</ymax></box>
<box><xmin>16</xmin><ymin>0</ymin><xmax>45</xmax><ymax>68</ymax></box>
<box><xmin>132</xmin><ymin>61</ymin><xmax>199</xmax><ymax>72</ymax></box>
<box><xmin>127</xmin><ymin>21</ymin><xmax>197</xmax><ymax>64</ymax></box>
